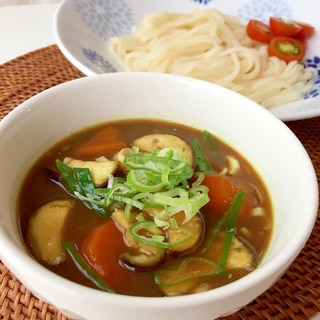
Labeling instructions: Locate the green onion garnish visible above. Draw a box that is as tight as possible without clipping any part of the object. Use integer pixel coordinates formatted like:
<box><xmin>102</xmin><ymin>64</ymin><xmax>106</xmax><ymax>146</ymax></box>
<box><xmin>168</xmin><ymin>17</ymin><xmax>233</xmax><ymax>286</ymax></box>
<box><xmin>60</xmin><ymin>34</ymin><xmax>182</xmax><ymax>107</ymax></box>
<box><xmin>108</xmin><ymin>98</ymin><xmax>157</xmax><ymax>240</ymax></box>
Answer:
<box><xmin>56</xmin><ymin>147</ymin><xmax>210</xmax><ymax>252</ymax></box>
<box><xmin>202</xmin><ymin>130</ymin><xmax>218</xmax><ymax>152</ymax></box>
<box><xmin>65</xmin><ymin>241</ymin><xmax>115</xmax><ymax>293</ymax></box>
<box><xmin>55</xmin><ymin>160</ymin><xmax>107</xmax><ymax>217</ymax></box>
<box><xmin>130</xmin><ymin>221</ymin><xmax>192</xmax><ymax>249</ymax></box>
<box><xmin>55</xmin><ymin>148</ymin><xmax>209</xmax><ymax>225</ymax></box>
<box><xmin>192</xmin><ymin>139</ymin><xmax>213</xmax><ymax>173</ymax></box>
<box><xmin>217</xmin><ymin>192</ymin><xmax>245</xmax><ymax>273</ymax></box>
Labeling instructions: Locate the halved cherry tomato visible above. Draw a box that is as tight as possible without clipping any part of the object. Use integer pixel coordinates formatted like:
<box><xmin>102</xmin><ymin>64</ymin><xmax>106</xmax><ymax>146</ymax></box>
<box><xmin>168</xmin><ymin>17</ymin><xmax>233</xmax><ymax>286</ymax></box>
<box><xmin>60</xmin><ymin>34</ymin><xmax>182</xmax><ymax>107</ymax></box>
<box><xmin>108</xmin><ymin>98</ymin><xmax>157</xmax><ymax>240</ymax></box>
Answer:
<box><xmin>246</xmin><ymin>19</ymin><xmax>274</xmax><ymax>43</ymax></box>
<box><xmin>269</xmin><ymin>17</ymin><xmax>301</xmax><ymax>37</ymax></box>
<box><xmin>293</xmin><ymin>21</ymin><xmax>315</xmax><ymax>39</ymax></box>
<box><xmin>268</xmin><ymin>36</ymin><xmax>306</xmax><ymax>63</ymax></box>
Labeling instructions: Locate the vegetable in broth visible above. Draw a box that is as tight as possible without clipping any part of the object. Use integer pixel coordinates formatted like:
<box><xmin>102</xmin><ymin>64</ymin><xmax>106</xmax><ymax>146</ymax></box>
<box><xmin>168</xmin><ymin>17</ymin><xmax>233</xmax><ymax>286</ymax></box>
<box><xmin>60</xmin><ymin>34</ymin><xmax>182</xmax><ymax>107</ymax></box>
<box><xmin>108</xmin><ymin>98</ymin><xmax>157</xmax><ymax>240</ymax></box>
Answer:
<box><xmin>18</xmin><ymin>119</ymin><xmax>273</xmax><ymax>297</ymax></box>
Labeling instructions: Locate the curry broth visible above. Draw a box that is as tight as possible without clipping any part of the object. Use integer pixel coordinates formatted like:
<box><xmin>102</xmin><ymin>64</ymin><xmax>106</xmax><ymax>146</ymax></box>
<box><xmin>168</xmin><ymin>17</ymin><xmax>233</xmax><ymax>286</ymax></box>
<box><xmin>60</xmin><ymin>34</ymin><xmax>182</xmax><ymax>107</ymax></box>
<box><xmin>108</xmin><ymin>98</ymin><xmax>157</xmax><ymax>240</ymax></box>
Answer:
<box><xmin>18</xmin><ymin>119</ymin><xmax>273</xmax><ymax>297</ymax></box>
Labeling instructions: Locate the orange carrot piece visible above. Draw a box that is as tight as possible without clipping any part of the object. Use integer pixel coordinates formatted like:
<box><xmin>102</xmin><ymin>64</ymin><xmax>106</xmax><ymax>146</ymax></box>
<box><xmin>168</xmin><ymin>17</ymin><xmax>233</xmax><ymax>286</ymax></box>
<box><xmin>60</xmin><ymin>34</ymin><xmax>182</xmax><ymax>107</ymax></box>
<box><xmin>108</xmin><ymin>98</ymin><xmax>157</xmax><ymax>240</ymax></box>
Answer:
<box><xmin>81</xmin><ymin>220</ymin><xmax>131</xmax><ymax>290</ymax></box>
<box><xmin>202</xmin><ymin>174</ymin><xmax>251</xmax><ymax>221</ymax></box>
<box><xmin>74</xmin><ymin>125</ymin><xmax>128</xmax><ymax>158</ymax></box>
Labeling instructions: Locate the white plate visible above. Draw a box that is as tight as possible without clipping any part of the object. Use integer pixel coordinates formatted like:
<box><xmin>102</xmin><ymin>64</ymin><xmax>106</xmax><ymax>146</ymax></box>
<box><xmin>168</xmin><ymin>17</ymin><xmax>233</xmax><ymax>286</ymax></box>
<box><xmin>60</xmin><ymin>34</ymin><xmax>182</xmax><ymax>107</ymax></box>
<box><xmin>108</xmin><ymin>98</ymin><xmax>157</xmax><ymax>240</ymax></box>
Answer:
<box><xmin>53</xmin><ymin>0</ymin><xmax>320</xmax><ymax>121</ymax></box>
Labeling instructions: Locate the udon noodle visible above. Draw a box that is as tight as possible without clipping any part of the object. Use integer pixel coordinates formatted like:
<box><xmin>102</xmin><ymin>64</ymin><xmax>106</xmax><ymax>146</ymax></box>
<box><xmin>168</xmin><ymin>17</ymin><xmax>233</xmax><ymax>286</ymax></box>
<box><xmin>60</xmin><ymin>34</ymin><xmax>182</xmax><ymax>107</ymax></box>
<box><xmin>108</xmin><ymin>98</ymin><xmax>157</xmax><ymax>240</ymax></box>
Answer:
<box><xmin>109</xmin><ymin>9</ymin><xmax>315</xmax><ymax>109</ymax></box>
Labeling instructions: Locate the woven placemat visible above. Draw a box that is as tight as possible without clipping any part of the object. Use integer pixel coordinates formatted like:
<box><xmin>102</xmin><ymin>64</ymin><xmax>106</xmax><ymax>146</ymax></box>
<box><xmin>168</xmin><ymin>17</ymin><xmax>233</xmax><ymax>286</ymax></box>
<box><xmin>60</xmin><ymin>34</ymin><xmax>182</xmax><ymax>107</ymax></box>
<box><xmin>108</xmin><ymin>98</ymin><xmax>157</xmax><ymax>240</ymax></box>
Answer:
<box><xmin>0</xmin><ymin>45</ymin><xmax>319</xmax><ymax>320</ymax></box>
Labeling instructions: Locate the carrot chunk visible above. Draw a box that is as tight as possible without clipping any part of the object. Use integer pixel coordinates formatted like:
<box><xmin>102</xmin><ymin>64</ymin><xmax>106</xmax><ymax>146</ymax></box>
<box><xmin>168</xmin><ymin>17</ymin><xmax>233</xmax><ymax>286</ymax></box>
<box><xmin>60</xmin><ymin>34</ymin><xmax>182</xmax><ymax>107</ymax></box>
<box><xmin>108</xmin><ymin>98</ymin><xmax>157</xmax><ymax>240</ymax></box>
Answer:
<box><xmin>202</xmin><ymin>174</ymin><xmax>251</xmax><ymax>221</ymax></box>
<box><xmin>74</xmin><ymin>126</ymin><xmax>128</xmax><ymax>158</ymax></box>
<box><xmin>81</xmin><ymin>220</ymin><xmax>131</xmax><ymax>290</ymax></box>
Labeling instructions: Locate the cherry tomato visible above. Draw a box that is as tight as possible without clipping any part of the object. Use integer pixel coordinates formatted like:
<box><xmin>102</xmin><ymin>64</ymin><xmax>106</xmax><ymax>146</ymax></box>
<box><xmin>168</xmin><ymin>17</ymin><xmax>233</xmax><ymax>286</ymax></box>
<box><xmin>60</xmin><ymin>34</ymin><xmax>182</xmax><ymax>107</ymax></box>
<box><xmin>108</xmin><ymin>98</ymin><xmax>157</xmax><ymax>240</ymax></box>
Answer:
<box><xmin>293</xmin><ymin>21</ymin><xmax>315</xmax><ymax>39</ymax></box>
<box><xmin>246</xmin><ymin>19</ymin><xmax>274</xmax><ymax>43</ymax></box>
<box><xmin>268</xmin><ymin>36</ymin><xmax>306</xmax><ymax>63</ymax></box>
<box><xmin>269</xmin><ymin>17</ymin><xmax>301</xmax><ymax>36</ymax></box>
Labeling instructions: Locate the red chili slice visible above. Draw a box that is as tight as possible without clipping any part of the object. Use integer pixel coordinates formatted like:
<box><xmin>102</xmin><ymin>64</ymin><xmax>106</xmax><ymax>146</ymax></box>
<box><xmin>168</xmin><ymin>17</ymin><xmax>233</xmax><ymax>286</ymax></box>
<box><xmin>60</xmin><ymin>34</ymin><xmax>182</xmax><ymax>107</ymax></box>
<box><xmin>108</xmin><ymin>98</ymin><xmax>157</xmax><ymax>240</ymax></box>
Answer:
<box><xmin>267</xmin><ymin>36</ymin><xmax>306</xmax><ymax>63</ymax></box>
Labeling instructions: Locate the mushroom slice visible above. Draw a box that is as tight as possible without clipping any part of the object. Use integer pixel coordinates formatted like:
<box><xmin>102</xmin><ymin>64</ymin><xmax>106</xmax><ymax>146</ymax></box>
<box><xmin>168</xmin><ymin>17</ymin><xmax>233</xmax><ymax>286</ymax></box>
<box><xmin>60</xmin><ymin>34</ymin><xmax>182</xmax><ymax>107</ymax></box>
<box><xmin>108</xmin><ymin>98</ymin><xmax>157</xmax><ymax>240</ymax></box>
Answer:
<box><xmin>27</xmin><ymin>199</ymin><xmax>75</xmax><ymax>265</ymax></box>
<box><xmin>112</xmin><ymin>208</ymin><xmax>166</xmax><ymax>268</ymax></box>
<box><xmin>121</xmin><ymin>250</ymin><xmax>164</xmax><ymax>268</ymax></box>
<box><xmin>219</xmin><ymin>155</ymin><xmax>241</xmax><ymax>176</ymax></box>
<box><xmin>63</xmin><ymin>156</ymin><xmax>117</xmax><ymax>187</ymax></box>
<box><xmin>113</xmin><ymin>148</ymin><xmax>134</xmax><ymax>173</ymax></box>
<box><xmin>226</xmin><ymin>236</ymin><xmax>255</xmax><ymax>271</ymax></box>
<box><xmin>156</xmin><ymin>257</ymin><xmax>217</xmax><ymax>296</ymax></box>
<box><xmin>133</xmin><ymin>134</ymin><xmax>194</xmax><ymax>166</ymax></box>
<box><xmin>167</xmin><ymin>212</ymin><xmax>203</xmax><ymax>254</ymax></box>
<box><xmin>205</xmin><ymin>232</ymin><xmax>256</xmax><ymax>271</ymax></box>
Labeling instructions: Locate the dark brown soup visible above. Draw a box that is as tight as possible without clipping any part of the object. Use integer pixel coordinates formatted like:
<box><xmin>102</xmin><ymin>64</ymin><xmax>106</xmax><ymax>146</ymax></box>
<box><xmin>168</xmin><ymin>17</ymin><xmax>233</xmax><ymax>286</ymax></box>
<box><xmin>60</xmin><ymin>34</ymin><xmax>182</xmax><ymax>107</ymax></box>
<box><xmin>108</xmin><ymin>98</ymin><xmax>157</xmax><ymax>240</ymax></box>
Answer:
<box><xmin>18</xmin><ymin>119</ymin><xmax>273</xmax><ymax>297</ymax></box>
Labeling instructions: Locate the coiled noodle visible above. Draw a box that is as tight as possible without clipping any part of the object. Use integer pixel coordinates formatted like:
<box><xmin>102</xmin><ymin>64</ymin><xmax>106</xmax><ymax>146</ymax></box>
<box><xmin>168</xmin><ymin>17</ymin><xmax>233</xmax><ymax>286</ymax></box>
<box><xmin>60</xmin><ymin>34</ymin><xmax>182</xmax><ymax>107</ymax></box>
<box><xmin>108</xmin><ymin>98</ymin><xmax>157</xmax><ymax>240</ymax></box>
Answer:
<box><xmin>109</xmin><ymin>9</ymin><xmax>315</xmax><ymax>109</ymax></box>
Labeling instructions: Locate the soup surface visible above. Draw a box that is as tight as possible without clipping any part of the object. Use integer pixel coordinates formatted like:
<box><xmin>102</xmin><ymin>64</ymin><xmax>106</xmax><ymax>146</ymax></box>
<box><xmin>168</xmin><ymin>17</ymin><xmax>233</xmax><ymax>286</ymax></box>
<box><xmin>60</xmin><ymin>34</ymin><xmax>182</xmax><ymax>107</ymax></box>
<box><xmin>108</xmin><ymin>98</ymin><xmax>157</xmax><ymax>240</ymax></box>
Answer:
<box><xmin>18</xmin><ymin>119</ymin><xmax>273</xmax><ymax>297</ymax></box>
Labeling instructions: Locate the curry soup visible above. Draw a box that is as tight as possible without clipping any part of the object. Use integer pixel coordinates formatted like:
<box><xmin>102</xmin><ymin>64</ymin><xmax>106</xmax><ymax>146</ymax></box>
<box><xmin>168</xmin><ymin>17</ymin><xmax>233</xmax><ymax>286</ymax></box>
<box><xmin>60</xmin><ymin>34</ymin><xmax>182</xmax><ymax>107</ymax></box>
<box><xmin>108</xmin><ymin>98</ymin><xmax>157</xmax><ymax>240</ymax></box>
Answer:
<box><xmin>18</xmin><ymin>119</ymin><xmax>273</xmax><ymax>297</ymax></box>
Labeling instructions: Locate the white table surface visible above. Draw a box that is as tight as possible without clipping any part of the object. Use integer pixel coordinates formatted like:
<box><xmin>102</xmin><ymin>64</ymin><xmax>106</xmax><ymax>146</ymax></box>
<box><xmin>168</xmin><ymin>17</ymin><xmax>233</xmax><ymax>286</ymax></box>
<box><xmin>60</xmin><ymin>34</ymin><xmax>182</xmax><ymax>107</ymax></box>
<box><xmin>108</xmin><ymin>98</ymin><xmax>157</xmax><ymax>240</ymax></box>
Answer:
<box><xmin>0</xmin><ymin>3</ymin><xmax>58</xmax><ymax>64</ymax></box>
<box><xmin>0</xmin><ymin>3</ymin><xmax>319</xmax><ymax>319</ymax></box>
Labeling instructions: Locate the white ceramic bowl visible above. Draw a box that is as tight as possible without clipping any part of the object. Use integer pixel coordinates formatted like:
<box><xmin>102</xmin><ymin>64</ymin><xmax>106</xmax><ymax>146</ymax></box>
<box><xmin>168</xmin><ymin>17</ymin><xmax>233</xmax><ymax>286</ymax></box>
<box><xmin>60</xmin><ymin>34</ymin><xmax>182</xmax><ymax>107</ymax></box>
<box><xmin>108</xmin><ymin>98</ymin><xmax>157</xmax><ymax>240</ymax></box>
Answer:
<box><xmin>0</xmin><ymin>73</ymin><xmax>318</xmax><ymax>320</ymax></box>
<box><xmin>53</xmin><ymin>0</ymin><xmax>320</xmax><ymax>121</ymax></box>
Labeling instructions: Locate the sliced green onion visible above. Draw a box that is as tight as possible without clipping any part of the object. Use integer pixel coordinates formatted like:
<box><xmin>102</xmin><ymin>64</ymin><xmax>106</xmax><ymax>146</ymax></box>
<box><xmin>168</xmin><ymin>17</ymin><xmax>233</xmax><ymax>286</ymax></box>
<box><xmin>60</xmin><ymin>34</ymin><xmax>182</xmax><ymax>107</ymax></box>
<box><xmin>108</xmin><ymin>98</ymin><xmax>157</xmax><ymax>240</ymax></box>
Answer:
<box><xmin>155</xmin><ymin>257</ymin><xmax>217</xmax><ymax>286</ymax></box>
<box><xmin>73</xmin><ymin>167</ymin><xmax>95</xmax><ymax>195</ymax></box>
<box><xmin>55</xmin><ymin>159</ymin><xmax>81</xmax><ymax>193</ymax></box>
<box><xmin>55</xmin><ymin>147</ymin><xmax>210</xmax><ymax>239</ymax></box>
<box><xmin>169</xmin><ymin>217</ymin><xmax>179</xmax><ymax>229</ymax></box>
<box><xmin>191</xmin><ymin>172</ymin><xmax>205</xmax><ymax>187</ymax></box>
<box><xmin>138</xmin><ymin>192</ymin><xmax>163</xmax><ymax>208</ymax></box>
<box><xmin>151</xmin><ymin>234</ymin><xmax>166</xmax><ymax>243</ymax></box>
<box><xmin>201</xmin><ymin>192</ymin><xmax>245</xmax><ymax>257</ymax></box>
<box><xmin>154</xmin><ymin>217</ymin><xmax>170</xmax><ymax>228</ymax></box>
<box><xmin>124</xmin><ymin>191</ymin><xmax>161</xmax><ymax>219</ymax></box>
<box><xmin>200</xmin><ymin>213</ymin><xmax>228</xmax><ymax>254</ymax></box>
<box><xmin>110</xmin><ymin>194</ymin><xmax>144</xmax><ymax>210</ymax></box>
<box><xmin>130</xmin><ymin>221</ymin><xmax>193</xmax><ymax>249</ymax></box>
<box><xmin>218</xmin><ymin>192</ymin><xmax>245</xmax><ymax>274</ymax></box>
<box><xmin>56</xmin><ymin>160</ymin><xmax>107</xmax><ymax>217</ymax></box>
<box><xmin>154</xmin><ymin>188</ymin><xmax>189</xmax><ymax>207</ymax></box>
<box><xmin>160</xmin><ymin>165</ymin><xmax>170</xmax><ymax>184</ymax></box>
<box><xmin>101</xmin><ymin>183</ymin><xmax>141</xmax><ymax>209</ymax></box>
<box><xmin>157</xmin><ymin>147</ymin><xmax>185</xmax><ymax>162</ymax></box>
<box><xmin>188</xmin><ymin>186</ymin><xmax>210</xmax><ymax>212</ymax></box>
<box><xmin>192</xmin><ymin>139</ymin><xmax>213</xmax><ymax>174</ymax></box>
<box><xmin>124</xmin><ymin>152</ymin><xmax>194</xmax><ymax>180</ymax></box>
<box><xmin>130</xmin><ymin>221</ymin><xmax>171</xmax><ymax>248</ymax></box>
<box><xmin>65</xmin><ymin>241</ymin><xmax>115</xmax><ymax>293</ymax></box>
<box><xmin>135</xmin><ymin>212</ymin><xmax>146</xmax><ymax>222</ymax></box>
<box><xmin>150</xmin><ymin>185</ymin><xmax>209</xmax><ymax>225</ymax></box>
<box><xmin>202</xmin><ymin>130</ymin><xmax>219</xmax><ymax>152</ymax></box>
<box><xmin>127</xmin><ymin>169</ymin><xmax>165</xmax><ymax>192</ymax></box>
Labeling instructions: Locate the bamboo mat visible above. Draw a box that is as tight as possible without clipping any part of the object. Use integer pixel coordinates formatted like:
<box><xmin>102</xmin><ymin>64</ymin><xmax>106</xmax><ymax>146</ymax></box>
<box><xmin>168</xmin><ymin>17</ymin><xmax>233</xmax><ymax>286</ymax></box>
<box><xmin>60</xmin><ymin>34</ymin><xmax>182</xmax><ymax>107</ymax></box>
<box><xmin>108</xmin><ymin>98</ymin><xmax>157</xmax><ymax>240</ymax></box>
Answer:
<box><xmin>0</xmin><ymin>45</ymin><xmax>319</xmax><ymax>320</ymax></box>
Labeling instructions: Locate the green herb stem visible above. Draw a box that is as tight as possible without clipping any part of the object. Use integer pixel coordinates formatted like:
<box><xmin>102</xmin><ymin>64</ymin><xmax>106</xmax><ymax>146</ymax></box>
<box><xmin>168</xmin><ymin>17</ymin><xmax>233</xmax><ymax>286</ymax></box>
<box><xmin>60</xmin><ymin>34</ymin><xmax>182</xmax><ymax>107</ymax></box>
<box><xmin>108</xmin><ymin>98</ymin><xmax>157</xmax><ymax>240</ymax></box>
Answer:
<box><xmin>65</xmin><ymin>241</ymin><xmax>115</xmax><ymax>293</ymax></box>
<box><xmin>192</xmin><ymin>139</ymin><xmax>213</xmax><ymax>173</ymax></box>
<box><xmin>130</xmin><ymin>221</ymin><xmax>193</xmax><ymax>249</ymax></box>
<box><xmin>202</xmin><ymin>130</ymin><xmax>219</xmax><ymax>152</ymax></box>
<box><xmin>55</xmin><ymin>160</ymin><xmax>107</xmax><ymax>217</ymax></box>
<box><xmin>218</xmin><ymin>192</ymin><xmax>245</xmax><ymax>273</ymax></box>
<box><xmin>200</xmin><ymin>213</ymin><xmax>228</xmax><ymax>254</ymax></box>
